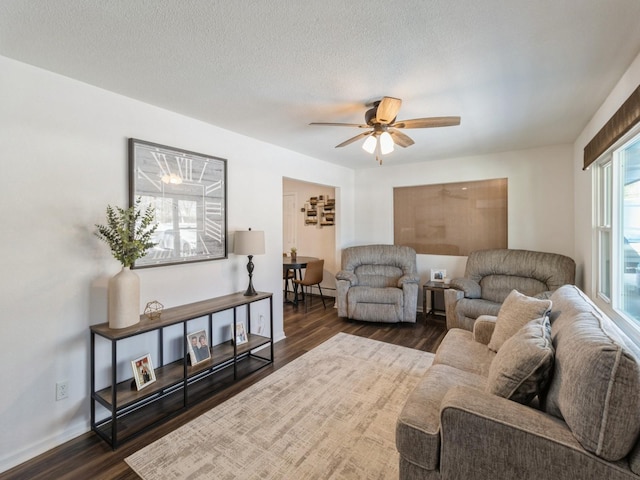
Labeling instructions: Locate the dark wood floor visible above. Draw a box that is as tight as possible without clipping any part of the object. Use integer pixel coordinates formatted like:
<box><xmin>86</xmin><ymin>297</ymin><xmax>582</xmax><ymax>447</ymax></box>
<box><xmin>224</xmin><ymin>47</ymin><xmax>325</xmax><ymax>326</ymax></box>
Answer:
<box><xmin>1</xmin><ymin>298</ymin><xmax>446</xmax><ymax>480</ymax></box>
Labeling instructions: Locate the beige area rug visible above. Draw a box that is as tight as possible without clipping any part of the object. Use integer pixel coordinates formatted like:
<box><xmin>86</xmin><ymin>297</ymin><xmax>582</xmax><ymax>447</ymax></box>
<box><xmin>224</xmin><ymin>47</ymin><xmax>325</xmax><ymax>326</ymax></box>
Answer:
<box><xmin>126</xmin><ymin>332</ymin><xmax>434</xmax><ymax>480</ymax></box>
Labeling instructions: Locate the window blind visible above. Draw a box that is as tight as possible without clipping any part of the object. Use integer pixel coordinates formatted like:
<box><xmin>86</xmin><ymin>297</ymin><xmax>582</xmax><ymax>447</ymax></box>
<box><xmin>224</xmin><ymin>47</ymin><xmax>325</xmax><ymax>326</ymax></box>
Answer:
<box><xmin>584</xmin><ymin>84</ymin><xmax>640</xmax><ymax>170</ymax></box>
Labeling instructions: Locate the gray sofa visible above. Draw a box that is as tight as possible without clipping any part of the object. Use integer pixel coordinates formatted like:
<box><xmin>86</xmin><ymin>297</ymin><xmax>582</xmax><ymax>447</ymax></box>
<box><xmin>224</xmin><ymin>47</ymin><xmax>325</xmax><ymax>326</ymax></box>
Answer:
<box><xmin>335</xmin><ymin>244</ymin><xmax>419</xmax><ymax>323</ymax></box>
<box><xmin>397</xmin><ymin>284</ymin><xmax>640</xmax><ymax>479</ymax></box>
<box><xmin>444</xmin><ymin>249</ymin><xmax>576</xmax><ymax>331</ymax></box>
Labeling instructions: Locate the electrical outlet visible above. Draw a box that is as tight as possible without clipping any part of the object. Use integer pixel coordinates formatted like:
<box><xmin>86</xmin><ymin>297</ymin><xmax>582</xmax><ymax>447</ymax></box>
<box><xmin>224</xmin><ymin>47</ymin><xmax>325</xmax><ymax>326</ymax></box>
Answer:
<box><xmin>56</xmin><ymin>381</ymin><xmax>69</xmax><ymax>401</ymax></box>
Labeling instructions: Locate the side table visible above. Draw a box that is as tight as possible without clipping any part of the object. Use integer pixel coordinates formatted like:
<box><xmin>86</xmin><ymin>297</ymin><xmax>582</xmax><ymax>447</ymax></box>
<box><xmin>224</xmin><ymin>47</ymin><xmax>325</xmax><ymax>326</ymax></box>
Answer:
<box><xmin>423</xmin><ymin>281</ymin><xmax>451</xmax><ymax>319</ymax></box>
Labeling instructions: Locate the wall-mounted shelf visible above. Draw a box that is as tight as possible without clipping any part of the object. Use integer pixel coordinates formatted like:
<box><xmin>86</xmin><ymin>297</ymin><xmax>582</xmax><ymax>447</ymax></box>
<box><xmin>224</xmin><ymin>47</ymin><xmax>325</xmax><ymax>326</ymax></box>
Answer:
<box><xmin>303</xmin><ymin>195</ymin><xmax>335</xmax><ymax>227</ymax></box>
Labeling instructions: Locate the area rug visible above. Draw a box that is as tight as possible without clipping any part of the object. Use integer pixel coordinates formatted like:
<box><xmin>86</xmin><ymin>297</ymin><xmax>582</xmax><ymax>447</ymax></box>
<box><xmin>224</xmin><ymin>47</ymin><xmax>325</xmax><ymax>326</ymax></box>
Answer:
<box><xmin>125</xmin><ymin>332</ymin><xmax>434</xmax><ymax>479</ymax></box>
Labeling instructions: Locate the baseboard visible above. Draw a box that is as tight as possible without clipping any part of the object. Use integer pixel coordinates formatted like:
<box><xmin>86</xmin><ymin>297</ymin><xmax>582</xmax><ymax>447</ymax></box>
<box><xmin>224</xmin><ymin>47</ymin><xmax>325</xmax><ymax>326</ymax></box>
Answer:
<box><xmin>0</xmin><ymin>419</ymin><xmax>89</xmax><ymax>474</ymax></box>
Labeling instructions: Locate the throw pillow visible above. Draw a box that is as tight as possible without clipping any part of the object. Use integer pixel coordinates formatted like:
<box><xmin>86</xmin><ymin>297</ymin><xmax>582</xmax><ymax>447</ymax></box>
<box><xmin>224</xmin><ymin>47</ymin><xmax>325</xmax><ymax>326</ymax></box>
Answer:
<box><xmin>486</xmin><ymin>316</ymin><xmax>554</xmax><ymax>404</ymax></box>
<box><xmin>487</xmin><ymin>289</ymin><xmax>552</xmax><ymax>352</ymax></box>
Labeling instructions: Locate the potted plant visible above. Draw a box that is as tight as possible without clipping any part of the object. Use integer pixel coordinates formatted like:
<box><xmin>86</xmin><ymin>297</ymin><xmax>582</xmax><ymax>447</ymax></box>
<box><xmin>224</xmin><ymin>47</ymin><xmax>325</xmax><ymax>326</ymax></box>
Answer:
<box><xmin>95</xmin><ymin>198</ymin><xmax>157</xmax><ymax>329</ymax></box>
<box><xmin>290</xmin><ymin>247</ymin><xmax>297</xmax><ymax>261</ymax></box>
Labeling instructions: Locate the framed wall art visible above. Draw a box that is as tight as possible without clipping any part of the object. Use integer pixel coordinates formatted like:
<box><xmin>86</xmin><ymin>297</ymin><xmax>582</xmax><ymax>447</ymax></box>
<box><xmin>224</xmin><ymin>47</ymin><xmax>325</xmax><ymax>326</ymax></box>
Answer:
<box><xmin>131</xmin><ymin>354</ymin><xmax>156</xmax><ymax>391</ymax></box>
<box><xmin>129</xmin><ymin>138</ymin><xmax>227</xmax><ymax>268</ymax></box>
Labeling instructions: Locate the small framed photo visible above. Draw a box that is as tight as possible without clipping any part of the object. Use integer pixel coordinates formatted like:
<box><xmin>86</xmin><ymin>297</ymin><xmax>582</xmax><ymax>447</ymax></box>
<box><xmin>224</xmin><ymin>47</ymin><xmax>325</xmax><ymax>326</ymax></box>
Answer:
<box><xmin>187</xmin><ymin>329</ymin><xmax>211</xmax><ymax>365</ymax></box>
<box><xmin>131</xmin><ymin>354</ymin><xmax>156</xmax><ymax>391</ymax></box>
<box><xmin>235</xmin><ymin>322</ymin><xmax>249</xmax><ymax>346</ymax></box>
<box><xmin>430</xmin><ymin>268</ymin><xmax>447</xmax><ymax>282</ymax></box>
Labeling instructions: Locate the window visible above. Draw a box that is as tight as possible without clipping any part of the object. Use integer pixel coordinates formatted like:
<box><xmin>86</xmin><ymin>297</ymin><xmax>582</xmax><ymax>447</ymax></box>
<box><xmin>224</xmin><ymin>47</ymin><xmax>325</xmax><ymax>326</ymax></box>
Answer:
<box><xmin>596</xmin><ymin>131</ymin><xmax>640</xmax><ymax>328</ymax></box>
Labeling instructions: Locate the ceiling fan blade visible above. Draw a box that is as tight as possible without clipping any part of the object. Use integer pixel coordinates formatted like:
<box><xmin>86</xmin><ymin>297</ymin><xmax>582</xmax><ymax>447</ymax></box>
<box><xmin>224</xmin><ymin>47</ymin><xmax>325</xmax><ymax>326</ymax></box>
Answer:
<box><xmin>375</xmin><ymin>97</ymin><xmax>402</xmax><ymax>124</ymax></box>
<box><xmin>309</xmin><ymin>122</ymin><xmax>369</xmax><ymax>128</ymax></box>
<box><xmin>335</xmin><ymin>131</ymin><xmax>372</xmax><ymax>148</ymax></box>
<box><xmin>393</xmin><ymin>116</ymin><xmax>461</xmax><ymax>129</ymax></box>
<box><xmin>389</xmin><ymin>129</ymin><xmax>415</xmax><ymax>148</ymax></box>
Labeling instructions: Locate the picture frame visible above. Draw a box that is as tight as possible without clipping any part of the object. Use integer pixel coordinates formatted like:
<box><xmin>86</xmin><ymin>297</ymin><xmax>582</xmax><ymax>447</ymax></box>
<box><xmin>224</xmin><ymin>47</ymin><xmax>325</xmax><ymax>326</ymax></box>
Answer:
<box><xmin>129</xmin><ymin>138</ymin><xmax>228</xmax><ymax>268</ymax></box>
<box><xmin>131</xmin><ymin>354</ymin><xmax>157</xmax><ymax>391</ymax></box>
<box><xmin>430</xmin><ymin>268</ymin><xmax>447</xmax><ymax>282</ymax></box>
<box><xmin>187</xmin><ymin>329</ymin><xmax>211</xmax><ymax>366</ymax></box>
<box><xmin>235</xmin><ymin>322</ymin><xmax>248</xmax><ymax>346</ymax></box>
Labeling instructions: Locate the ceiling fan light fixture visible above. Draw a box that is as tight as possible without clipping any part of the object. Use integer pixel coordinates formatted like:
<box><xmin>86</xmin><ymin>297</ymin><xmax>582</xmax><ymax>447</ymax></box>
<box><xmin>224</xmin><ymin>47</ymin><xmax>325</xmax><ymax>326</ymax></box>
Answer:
<box><xmin>379</xmin><ymin>131</ymin><xmax>394</xmax><ymax>154</ymax></box>
<box><xmin>362</xmin><ymin>134</ymin><xmax>377</xmax><ymax>154</ymax></box>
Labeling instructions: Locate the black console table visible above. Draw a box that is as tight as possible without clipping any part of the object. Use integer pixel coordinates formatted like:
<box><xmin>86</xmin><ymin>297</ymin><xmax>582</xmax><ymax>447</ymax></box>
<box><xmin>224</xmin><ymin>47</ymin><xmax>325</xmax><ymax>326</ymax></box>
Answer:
<box><xmin>90</xmin><ymin>291</ymin><xmax>273</xmax><ymax>449</ymax></box>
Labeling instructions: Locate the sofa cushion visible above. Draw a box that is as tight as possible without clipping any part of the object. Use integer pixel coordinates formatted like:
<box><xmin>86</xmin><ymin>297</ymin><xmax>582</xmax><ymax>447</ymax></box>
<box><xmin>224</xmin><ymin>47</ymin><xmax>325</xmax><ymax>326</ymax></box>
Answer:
<box><xmin>488</xmin><ymin>290</ymin><xmax>552</xmax><ymax>352</ymax></box>
<box><xmin>433</xmin><ymin>328</ymin><xmax>495</xmax><ymax>377</ymax></box>
<box><xmin>396</xmin><ymin>364</ymin><xmax>486</xmax><ymax>471</ymax></box>
<box><xmin>486</xmin><ymin>316</ymin><xmax>554</xmax><ymax>404</ymax></box>
<box><xmin>346</xmin><ymin>286</ymin><xmax>403</xmax><ymax>322</ymax></box>
<box><xmin>354</xmin><ymin>264</ymin><xmax>403</xmax><ymax>288</ymax></box>
<box><xmin>544</xmin><ymin>285</ymin><xmax>640</xmax><ymax>461</ymax></box>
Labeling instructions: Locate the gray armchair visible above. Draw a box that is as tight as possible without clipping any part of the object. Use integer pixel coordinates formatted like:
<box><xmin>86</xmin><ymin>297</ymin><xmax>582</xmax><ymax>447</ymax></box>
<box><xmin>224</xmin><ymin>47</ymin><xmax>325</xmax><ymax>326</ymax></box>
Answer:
<box><xmin>444</xmin><ymin>248</ymin><xmax>575</xmax><ymax>331</ymax></box>
<box><xmin>335</xmin><ymin>245</ymin><xmax>419</xmax><ymax>323</ymax></box>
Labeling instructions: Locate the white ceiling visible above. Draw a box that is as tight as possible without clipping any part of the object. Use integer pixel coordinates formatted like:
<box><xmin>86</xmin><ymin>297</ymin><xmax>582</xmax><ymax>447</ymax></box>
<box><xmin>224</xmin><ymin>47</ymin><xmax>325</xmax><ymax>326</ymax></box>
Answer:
<box><xmin>2</xmin><ymin>1</ymin><xmax>640</xmax><ymax>169</ymax></box>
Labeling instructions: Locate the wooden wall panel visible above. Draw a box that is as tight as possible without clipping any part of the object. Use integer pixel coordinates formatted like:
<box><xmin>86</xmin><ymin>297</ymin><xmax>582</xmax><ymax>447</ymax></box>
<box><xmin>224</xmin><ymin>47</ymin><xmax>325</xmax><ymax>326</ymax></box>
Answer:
<box><xmin>393</xmin><ymin>178</ymin><xmax>508</xmax><ymax>256</ymax></box>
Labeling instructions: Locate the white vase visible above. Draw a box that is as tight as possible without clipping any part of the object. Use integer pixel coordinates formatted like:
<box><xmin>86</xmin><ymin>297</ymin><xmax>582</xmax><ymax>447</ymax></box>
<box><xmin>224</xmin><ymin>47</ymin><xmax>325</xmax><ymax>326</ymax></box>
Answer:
<box><xmin>108</xmin><ymin>266</ymin><xmax>141</xmax><ymax>329</ymax></box>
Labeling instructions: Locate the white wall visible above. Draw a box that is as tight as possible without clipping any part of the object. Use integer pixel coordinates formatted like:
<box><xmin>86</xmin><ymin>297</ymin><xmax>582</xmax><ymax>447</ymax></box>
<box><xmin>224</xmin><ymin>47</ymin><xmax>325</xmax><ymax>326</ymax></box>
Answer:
<box><xmin>573</xmin><ymin>50</ymin><xmax>640</xmax><ymax>327</ymax></box>
<box><xmin>352</xmin><ymin>144</ymin><xmax>576</xmax><ymax>308</ymax></box>
<box><xmin>0</xmin><ymin>55</ymin><xmax>355</xmax><ymax>472</ymax></box>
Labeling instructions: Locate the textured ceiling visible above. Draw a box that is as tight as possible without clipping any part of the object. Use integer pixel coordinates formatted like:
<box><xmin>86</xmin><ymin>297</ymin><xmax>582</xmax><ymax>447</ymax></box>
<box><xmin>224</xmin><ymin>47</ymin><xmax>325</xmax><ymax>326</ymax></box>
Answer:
<box><xmin>2</xmin><ymin>1</ymin><xmax>640</xmax><ymax>168</ymax></box>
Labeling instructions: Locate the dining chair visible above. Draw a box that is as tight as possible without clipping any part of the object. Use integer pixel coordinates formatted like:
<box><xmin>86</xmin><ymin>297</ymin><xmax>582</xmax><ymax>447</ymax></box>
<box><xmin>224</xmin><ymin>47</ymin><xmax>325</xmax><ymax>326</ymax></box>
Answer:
<box><xmin>293</xmin><ymin>259</ymin><xmax>326</xmax><ymax>310</ymax></box>
<box><xmin>283</xmin><ymin>268</ymin><xmax>295</xmax><ymax>300</ymax></box>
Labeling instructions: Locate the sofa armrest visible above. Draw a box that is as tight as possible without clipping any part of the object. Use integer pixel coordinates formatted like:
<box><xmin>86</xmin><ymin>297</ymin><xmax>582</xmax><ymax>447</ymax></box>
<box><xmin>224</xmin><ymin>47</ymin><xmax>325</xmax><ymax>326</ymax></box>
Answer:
<box><xmin>398</xmin><ymin>274</ymin><xmax>420</xmax><ymax>287</ymax></box>
<box><xmin>471</xmin><ymin>315</ymin><xmax>497</xmax><ymax>345</ymax></box>
<box><xmin>444</xmin><ymin>288</ymin><xmax>465</xmax><ymax>330</ymax></box>
<box><xmin>439</xmin><ymin>387</ymin><xmax>627</xmax><ymax>480</ymax></box>
<box><xmin>449</xmin><ymin>277</ymin><xmax>481</xmax><ymax>298</ymax></box>
<box><xmin>335</xmin><ymin>270</ymin><xmax>357</xmax><ymax>285</ymax></box>
<box><xmin>534</xmin><ymin>290</ymin><xmax>553</xmax><ymax>300</ymax></box>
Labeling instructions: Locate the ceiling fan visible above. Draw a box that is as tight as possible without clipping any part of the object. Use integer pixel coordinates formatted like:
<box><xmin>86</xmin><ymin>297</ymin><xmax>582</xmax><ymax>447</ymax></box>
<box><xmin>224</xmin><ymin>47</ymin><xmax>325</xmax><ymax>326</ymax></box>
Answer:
<box><xmin>310</xmin><ymin>97</ymin><xmax>460</xmax><ymax>164</ymax></box>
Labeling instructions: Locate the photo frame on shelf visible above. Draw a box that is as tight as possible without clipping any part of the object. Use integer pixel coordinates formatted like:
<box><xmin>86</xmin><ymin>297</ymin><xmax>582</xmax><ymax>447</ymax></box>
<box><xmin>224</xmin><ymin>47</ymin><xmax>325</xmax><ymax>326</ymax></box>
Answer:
<box><xmin>430</xmin><ymin>268</ymin><xmax>447</xmax><ymax>282</ymax></box>
<box><xmin>131</xmin><ymin>354</ymin><xmax>157</xmax><ymax>391</ymax></box>
<box><xmin>235</xmin><ymin>322</ymin><xmax>248</xmax><ymax>346</ymax></box>
<box><xmin>129</xmin><ymin>138</ymin><xmax>228</xmax><ymax>268</ymax></box>
<box><xmin>187</xmin><ymin>329</ymin><xmax>211</xmax><ymax>366</ymax></box>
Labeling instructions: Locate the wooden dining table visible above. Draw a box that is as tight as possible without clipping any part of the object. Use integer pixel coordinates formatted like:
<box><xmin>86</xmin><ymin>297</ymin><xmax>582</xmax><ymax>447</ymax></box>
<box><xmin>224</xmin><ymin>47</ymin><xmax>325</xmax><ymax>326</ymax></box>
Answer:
<box><xmin>283</xmin><ymin>256</ymin><xmax>319</xmax><ymax>305</ymax></box>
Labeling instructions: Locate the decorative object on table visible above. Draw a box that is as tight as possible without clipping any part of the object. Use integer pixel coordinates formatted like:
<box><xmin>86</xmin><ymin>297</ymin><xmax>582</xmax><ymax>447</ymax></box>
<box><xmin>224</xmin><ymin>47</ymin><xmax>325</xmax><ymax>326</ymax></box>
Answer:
<box><xmin>144</xmin><ymin>300</ymin><xmax>164</xmax><ymax>320</ymax></box>
<box><xmin>430</xmin><ymin>268</ymin><xmax>446</xmax><ymax>282</ymax></box>
<box><xmin>290</xmin><ymin>246</ymin><xmax>297</xmax><ymax>261</ymax></box>
<box><xmin>95</xmin><ymin>199</ymin><xmax>158</xmax><ymax>329</ymax></box>
<box><xmin>235</xmin><ymin>322</ymin><xmax>248</xmax><ymax>345</ymax></box>
<box><xmin>131</xmin><ymin>353</ymin><xmax>156</xmax><ymax>391</ymax></box>
<box><xmin>129</xmin><ymin>138</ymin><xmax>227</xmax><ymax>268</ymax></box>
<box><xmin>234</xmin><ymin>228</ymin><xmax>266</xmax><ymax>296</ymax></box>
<box><xmin>187</xmin><ymin>329</ymin><xmax>211</xmax><ymax>366</ymax></box>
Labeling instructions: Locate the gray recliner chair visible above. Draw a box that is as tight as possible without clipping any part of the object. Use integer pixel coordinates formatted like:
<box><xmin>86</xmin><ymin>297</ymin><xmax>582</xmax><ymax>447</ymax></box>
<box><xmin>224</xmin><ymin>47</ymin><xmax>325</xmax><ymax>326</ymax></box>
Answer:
<box><xmin>444</xmin><ymin>248</ymin><xmax>576</xmax><ymax>331</ymax></box>
<box><xmin>335</xmin><ymin>245</ymin><xmax>419</xmax><ymax>323</ymax></box>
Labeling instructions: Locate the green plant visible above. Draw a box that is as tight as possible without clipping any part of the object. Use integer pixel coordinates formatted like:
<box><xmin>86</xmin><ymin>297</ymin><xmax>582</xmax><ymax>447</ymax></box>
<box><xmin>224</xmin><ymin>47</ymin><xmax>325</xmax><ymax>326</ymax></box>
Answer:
<box><xmin>95</xmin><ymin>198</ymin><xmax>158</xmax><ymax>268</ymax></box>
<box><xmin>290</xmin><ymin>247</ymin><xmax>297</xmax><ymax>254</ymax></box>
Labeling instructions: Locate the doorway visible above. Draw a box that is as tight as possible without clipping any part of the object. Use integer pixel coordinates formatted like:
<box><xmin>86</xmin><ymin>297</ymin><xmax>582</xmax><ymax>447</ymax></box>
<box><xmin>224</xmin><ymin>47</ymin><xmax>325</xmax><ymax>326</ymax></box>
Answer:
<box><xmin>282</xmin><ymin>178</ymin><xmax>337</xmax><ymax>324</ymax></box>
